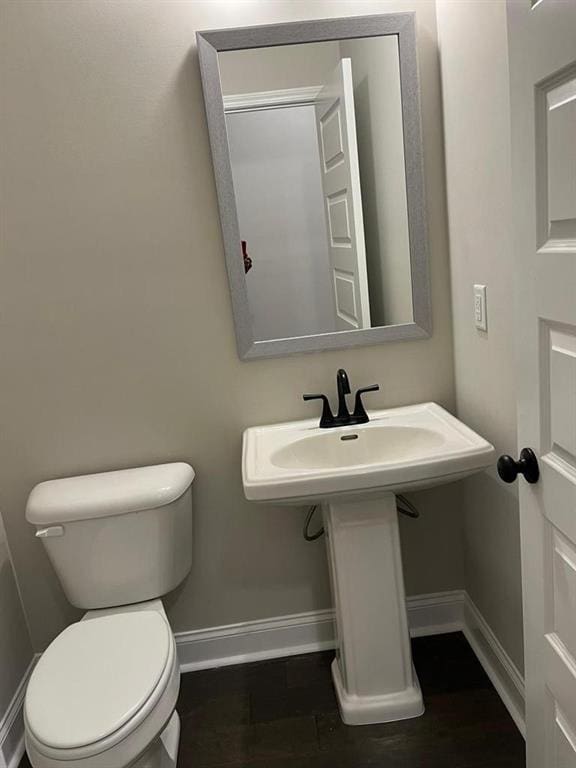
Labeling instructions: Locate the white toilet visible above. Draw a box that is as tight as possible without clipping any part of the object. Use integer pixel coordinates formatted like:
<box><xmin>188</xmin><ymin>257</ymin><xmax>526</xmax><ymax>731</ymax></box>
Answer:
<box><xmin>23</xmin><ymin>462</ymin><xmax>195</xmax><ymax>768</ymax></box>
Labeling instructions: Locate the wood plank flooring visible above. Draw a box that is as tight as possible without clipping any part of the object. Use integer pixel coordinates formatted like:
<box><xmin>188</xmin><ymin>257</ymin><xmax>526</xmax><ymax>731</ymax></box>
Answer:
<box><xmin>19</xmin><ymin>632</ymin><xmax>526</xmax><ymax>767</ymax></box>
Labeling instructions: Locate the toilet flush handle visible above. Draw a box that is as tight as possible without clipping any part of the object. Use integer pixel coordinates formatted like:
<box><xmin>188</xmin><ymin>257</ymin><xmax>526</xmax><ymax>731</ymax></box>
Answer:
<box><xmin>35</xmin><ymin>526</ymin><xmax>64</xmax><ymax>538</ymax></box>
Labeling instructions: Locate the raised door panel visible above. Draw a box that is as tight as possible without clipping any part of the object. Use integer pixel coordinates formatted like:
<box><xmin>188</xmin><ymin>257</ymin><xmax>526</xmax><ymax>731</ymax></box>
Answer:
<box><xmin>315</xmin><ymin>59</ymin><xmax>370</xmax><ymax>331</ymax></box>
<box><xmin>319</xmin><ymin>101</ymin><xmax>345</xmax><ymax>171</ymax></box>
<box><xmin>547</xmin><ymin>701</ymin><xmax>576</xmax><ymax>767</ymax></box>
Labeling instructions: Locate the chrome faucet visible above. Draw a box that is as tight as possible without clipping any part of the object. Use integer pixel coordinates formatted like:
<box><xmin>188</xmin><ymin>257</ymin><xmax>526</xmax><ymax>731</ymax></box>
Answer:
<box><xmin>303</xmin><ymin>369</ymin><xmax>379</xmax><ymax>429</ymax></box>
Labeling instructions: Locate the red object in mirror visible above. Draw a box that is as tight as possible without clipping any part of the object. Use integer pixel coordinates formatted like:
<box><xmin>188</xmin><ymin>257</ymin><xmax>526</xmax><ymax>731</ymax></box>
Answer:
<box><xmin>242</xmin><ymin>240</ymin><xmax>252</xmax><ymax>274</ymax></box>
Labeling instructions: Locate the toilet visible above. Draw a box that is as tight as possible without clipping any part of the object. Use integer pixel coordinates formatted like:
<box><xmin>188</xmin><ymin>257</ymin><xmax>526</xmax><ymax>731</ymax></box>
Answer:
<box><xmin>23</xmin><ymin>462</ymin><xmax>195</xmax><ymax>768</ymax></box>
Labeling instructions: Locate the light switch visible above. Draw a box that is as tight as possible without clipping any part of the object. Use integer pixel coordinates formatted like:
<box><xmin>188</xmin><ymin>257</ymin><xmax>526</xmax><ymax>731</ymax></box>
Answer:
<box><xmin>474</xmin><ymin>284</ymin><xmax>487</xmax><ymax>331</ymax></box>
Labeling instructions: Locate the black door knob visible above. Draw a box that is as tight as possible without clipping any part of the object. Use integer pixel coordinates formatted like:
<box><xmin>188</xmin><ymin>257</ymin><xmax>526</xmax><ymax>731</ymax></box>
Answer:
<box><xmin>497</xmin><ymin>448</ymin><xmax>540</xmax><ymax>484</ymax></box>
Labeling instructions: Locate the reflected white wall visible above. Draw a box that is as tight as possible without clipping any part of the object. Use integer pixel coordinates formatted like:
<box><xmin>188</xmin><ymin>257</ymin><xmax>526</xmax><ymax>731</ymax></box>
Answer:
<box><xmin>219</xmin><ymin>41</ymin><xmax>341</xmax><ymax>95</ymax></box>
<box><xmin>228</xmin><ymin>106</ymin><xmax>336</xmax><ymax>340</ymax></box>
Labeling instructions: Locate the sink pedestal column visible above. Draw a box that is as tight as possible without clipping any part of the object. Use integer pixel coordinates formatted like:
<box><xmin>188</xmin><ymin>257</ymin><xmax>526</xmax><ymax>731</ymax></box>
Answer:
<box><xmin>322</xmin><ymin>492</ymin><xmax>424</xmax><ymax>725</ymax></box>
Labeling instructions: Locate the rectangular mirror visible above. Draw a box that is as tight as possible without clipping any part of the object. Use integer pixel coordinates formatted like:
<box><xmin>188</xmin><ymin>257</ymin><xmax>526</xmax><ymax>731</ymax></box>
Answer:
<box><xmin>197</xmin><ymin>14</ymin><xmax>431</xmax><ymax>359</ymax></box>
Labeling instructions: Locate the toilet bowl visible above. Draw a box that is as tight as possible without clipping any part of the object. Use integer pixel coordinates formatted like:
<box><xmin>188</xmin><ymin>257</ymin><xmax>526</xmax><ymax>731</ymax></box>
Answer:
<box><xmin>24</xmin><ymin>464</ymin><xmax>195</xmax><ymax>768</ymax></box>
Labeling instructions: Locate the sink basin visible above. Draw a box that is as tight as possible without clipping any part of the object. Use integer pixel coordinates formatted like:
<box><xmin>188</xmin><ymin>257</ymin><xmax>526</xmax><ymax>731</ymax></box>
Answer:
<box><xmin>243</xmin><ymin>402</ymin><xmax>494</xmax><ymax>503</ymax></box>
<box><xmin>271</xmin><ymin>425</ymin><xmax>445</xmax><ymax>470</ymax></box>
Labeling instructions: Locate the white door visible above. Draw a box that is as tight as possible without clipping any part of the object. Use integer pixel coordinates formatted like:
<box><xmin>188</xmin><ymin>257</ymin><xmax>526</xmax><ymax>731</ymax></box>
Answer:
<box><xmin>315</xmin><ymin>59</ymin><xmax>371</xmax><ymax>331</ymax></box>
<box><xmin>507</xmin><ymin>2</ymin><xmax>576</xmax><ymax>766</ymax></box>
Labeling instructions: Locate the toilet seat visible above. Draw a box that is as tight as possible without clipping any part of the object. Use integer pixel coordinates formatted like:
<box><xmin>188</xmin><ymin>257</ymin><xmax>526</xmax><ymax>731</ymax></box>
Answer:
<box><xmin>25</xmin><ymin>610</ymin><xmax>179</xmax><ymax>767</ymax></box>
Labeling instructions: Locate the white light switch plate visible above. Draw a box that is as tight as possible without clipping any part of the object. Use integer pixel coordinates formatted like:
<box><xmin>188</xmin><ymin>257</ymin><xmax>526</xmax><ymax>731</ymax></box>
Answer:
<box><xmin>474</xmin><ymin>284</ymin><xmax>487</xmax><ymax>331</ymax></box>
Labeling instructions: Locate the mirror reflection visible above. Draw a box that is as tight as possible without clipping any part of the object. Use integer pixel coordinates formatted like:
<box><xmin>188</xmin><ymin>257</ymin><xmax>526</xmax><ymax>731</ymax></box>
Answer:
<box><xmin>219</xmin><ymin>37</ymin><xmax>413</xmax><ymax>342</ymax></box>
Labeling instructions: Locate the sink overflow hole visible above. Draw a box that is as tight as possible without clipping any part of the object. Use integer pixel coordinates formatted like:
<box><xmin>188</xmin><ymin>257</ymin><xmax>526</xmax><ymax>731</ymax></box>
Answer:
<box><xmin>340</xmin><ymin>434</ymin><xmax>359</xmax><ymax>441</ymax></box>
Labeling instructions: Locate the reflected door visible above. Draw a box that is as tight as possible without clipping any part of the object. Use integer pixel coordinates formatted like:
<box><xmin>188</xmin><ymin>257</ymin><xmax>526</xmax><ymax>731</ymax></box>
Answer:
<box><xmin>507</xmin><ymin>1</ymin><xmax>576</xmax><ymax>766</ymax></box>
<box><xmin>315</xmin><ymin>59</ymin><xmax>371</xmax><ymax>331</ymax></box>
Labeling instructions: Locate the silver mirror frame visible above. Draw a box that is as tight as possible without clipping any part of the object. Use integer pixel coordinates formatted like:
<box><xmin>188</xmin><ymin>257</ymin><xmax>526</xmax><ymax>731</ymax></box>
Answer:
<box><xmin>197</xmin><ymin>13</ymin><xmax>431</xmax><ymax>360</ymax></box>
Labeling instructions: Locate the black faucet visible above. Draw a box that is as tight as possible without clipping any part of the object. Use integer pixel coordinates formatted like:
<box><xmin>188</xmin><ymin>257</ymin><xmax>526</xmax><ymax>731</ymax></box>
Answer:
<box><xmin>303</xmin><ymin>369</ymin><xmax>379</xmax><ymax>428</ymax></box>
<box><xmin>336</xmin><ymin>368</ymin><xmax>351</xmax><ymax>422</ymax></box>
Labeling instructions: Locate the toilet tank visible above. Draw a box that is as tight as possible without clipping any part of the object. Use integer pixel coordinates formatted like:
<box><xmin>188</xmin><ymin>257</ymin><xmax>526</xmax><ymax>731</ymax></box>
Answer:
<box><xmin>26</xmin><ymin>463</ymin><xmax>194</xmax><ymax>609</ymax></box>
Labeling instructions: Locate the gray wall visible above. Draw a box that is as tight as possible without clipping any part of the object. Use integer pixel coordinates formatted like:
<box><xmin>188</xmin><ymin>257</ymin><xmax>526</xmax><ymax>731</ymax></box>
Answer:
<box><xmin>437</xmin><ymin>0</ymin><xmax>524</xmax><ymax>671</ymax></box>
<box><xmin>0</xmin><ymin>0</ymin><xmax>459</xmax><ymax>652</ymax></box>
<box><xmin>0</xmin><ymin>514</ymin><xmax>33</xmax><ymax>718</ymax></box>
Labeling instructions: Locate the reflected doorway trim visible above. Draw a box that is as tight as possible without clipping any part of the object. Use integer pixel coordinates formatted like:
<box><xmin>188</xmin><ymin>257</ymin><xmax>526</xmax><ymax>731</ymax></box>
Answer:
<box><xmin>197</xmin><ymin>13</ymin><xmax>432</xmax><ymax>359</ymax></box>
<box><xmin>223</xmin><ymin>86</ymin><xmax>322</xmax><ymax>114</ymax></box>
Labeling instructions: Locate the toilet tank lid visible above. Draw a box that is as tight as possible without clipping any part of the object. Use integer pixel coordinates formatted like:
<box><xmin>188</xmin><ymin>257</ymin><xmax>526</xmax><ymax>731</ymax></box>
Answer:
<box><xmin>26</xmin><ymin>462</ymin><xmax>195</xmax><ymax>524</ymax></box>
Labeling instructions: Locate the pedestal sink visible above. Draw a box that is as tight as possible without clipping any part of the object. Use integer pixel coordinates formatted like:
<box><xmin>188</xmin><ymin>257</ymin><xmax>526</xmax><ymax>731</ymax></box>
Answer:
<box><xmin>242</xmin><ymin>402</ymin><xmax>494</xmax><ymax>725</ymax></box>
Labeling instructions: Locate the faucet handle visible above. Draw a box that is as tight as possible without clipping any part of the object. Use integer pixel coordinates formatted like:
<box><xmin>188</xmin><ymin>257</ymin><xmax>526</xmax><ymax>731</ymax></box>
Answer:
<box><xmin>352</xmin><ymin>385</ymin><xmax>379</xmax><ymax>423</ymax></box>
<box><xmin>303</xmin><ymin>394</ymin><xmax>334</xmax><ymax>428</ymax></box>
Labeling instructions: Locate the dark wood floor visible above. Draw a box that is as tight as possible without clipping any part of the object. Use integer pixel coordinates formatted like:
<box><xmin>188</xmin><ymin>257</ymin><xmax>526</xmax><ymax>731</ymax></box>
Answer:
<box><xmin>20</xmin><ymin>633</ymin><xmax>526</xmax><ymax>768</ymax></box>
<box><xmin>176</xmin><ymin>632</ymin><xmax>525</xmax><ymax>768</ymax></box>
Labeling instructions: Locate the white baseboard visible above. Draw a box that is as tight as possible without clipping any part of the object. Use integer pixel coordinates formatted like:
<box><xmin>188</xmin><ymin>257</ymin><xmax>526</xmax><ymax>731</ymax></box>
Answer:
<box><xmin>0</xmin><ymin>591</ymin><xmax>525</xmax><ymax>768</ymax></box>
<box><xmin>175</xmin><ymin>590</ymin><xmax>466</xmax><ymax>673</ymax></box>
<box><xmin>176</xmin><ymin>608</ymin><xmax>336</xmax><ymax>673</ymax></box>
<box><xmin>0</xmin><ymin>657</ymin><xmax>37</xmax><ymax>768</ymax></box>
<box><xmin>175</xmin><ymin>589</ymin><xmax>526</xmax><ymax>736</ymax></box>
<box><xmin>462</xmin><ymin>595</ymin><xmax>526</xmax><ymax>737</ymax></box>
<box><xmin>407</xmin><ymin>589</ymin><xmax>465</xmax><ymax>637</ymax></box>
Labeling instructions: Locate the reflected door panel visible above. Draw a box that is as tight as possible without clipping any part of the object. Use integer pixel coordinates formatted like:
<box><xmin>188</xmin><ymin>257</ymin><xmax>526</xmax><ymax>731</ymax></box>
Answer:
<box><xmin>315</xmin><ymin>59</ymin><xmax>371</xmax><ymax>331</ymax></box>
